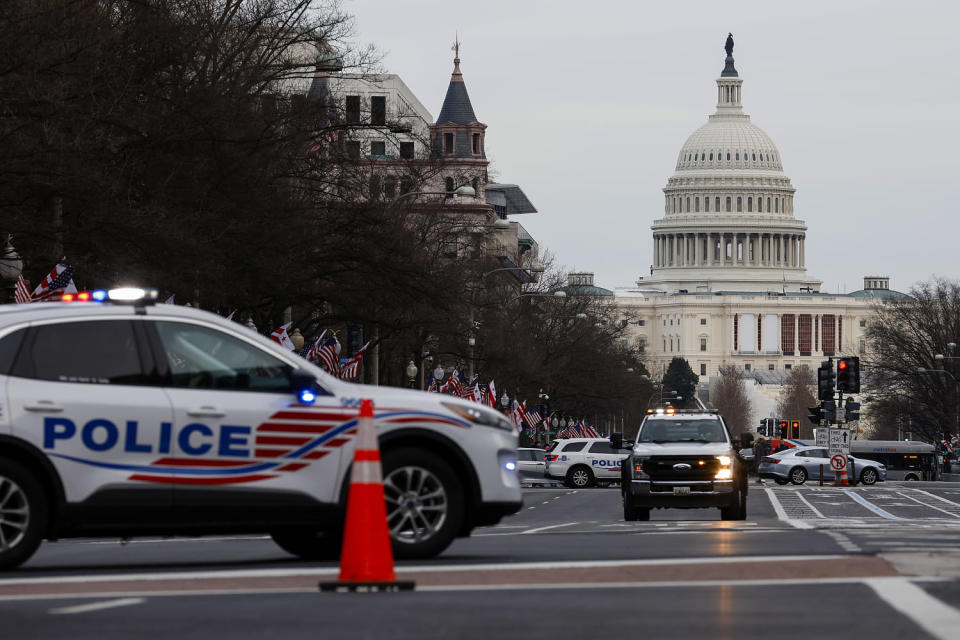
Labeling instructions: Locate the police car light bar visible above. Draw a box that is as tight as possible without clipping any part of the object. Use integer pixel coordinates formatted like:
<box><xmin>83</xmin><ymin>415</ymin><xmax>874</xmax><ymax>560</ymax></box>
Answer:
<box><xmin>60</xmin><ymin>288</ymin><xmax>159</xmax><ymax>305</ymax></box>
<box><xmin>108</xmin><ymin>288</ymin><xmax>158</xmax><ymax>303</ymax></box>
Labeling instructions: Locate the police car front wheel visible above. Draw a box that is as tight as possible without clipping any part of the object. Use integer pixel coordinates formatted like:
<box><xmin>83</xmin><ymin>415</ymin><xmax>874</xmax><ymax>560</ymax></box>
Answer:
<box><xmin>382</xmin><ymin>448</ymin><xmax>464</xmax><ymax>559</ymax></box>
<box><xmin>0</xmin><ymin>460</ymin><xmax>48</xmax><ymax>570</ymax></box>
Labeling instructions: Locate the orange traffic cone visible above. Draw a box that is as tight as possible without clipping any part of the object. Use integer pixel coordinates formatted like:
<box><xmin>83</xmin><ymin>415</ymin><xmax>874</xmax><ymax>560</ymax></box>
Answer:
<box><xmin>319</xmin><ymin>399</ymin><xmax>415</xmax><ymax>592</ymax></box>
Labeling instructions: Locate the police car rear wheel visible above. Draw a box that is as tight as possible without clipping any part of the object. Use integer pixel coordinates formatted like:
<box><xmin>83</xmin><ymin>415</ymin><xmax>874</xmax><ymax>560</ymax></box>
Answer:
<box><xmin>382</xmin><ymin>449</ymin><xmax>464</xmax><ymax>559</ymax></box>
<box><xmin>566</xmin><ymin>466</ymin><xmax>594</xmax><ymax>489</ymax></box>
<box><xmin>0</xmin><ymin>460</ymin><xmax>47</xmax><ymax>570</ymax></box>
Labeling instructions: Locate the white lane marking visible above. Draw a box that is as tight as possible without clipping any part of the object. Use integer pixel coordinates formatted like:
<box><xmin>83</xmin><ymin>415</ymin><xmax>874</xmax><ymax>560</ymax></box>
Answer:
<box><xmin>866</xmin><ymin>578</ymin><xmax>960</xmax><ymax>640</ymax></box>
<box><xmin>843</xmin><ymin>490</ymin><xmax>904</xmax><ymax>520</ymax></box>
<box><xmin>764</xmin><ymin>488</ymin><xmax>813</xmax><ymax>529</ymax></box>
<box><xmin>793</xmin><ymin>491</ymin><xmax>827</xmax><ymax>518</ymax></box>
<box><xmin>0</xmin><ymin>576</ymin><xmax>945</xmax><ymax>603</ymax></box>
<box><xmin>823</xmin><ymin>531</ymin><xmax>862</xmax><ymax>553</ymax></box>
<box><xmin>897</xmin><ymin>491</ymin><xmax>960</xmax><ymax>518</ymax></box>
<box><xmin>527</xmin><ymin>506</ymin><xmax>536</xmax><ymax>510</ymax></box>
<box><xmin>908</xmin><ymin>489</ymin><xmax>960</xmax><ymax>506</ymax></box>
<box><xmin>0</xmin><ymin>555</ymin><xmax>859</xmax><ymax>587</ymax></box>
<box><xmin>520</xmin><ymin>522</ymin><xmax>580</xmax><ymax>535</ymax></box>
<box><xmin>417</xmin><ymin>576</ymin><xmax>948</xmax><ymax>593</ymax></box>
<box><xmin>50</xmin><ymin>597</ymin><xmax>145</xmax><ymax>615</ymax></box>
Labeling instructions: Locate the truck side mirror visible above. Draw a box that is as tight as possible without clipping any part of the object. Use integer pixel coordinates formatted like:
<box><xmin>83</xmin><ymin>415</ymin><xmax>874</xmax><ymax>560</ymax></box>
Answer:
<box><xmin>609</xmin><ymin>433</ymin><xmax>623</xmax><ymax>449</ymax></box>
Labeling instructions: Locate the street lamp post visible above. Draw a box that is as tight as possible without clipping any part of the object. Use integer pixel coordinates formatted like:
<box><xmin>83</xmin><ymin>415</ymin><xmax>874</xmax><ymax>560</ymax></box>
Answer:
<box><xmin>537</xmin><ymin>389</ymin><xmax>549</xmax><ymax>446</ymax></box>
<box><xmin>406</xmin><ymin>360</ymin><xmax>418</xmax><ymax>389</ymax></box>
<box><xmin>0</xmin><ymin>235</ymin><xmax>24</xmax><ymax>304</ymax></box>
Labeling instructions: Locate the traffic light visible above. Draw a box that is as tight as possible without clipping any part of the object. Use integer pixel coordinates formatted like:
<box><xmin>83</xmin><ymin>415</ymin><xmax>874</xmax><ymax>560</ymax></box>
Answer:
<box><xmin>778</xmin><ymin>419</ymin><xmax>788</xmax><ymax>438</ymax></box>
<box><xmin>846</xmin><ymin>398</ymin><xmax>861</xmax><ymax>422</ymax></box>
<box><xmin>817</xmin><ymin>360</ymin><xmax>835</xmax><ymax>401</ymax></box>
<box><xmin>823</xmin><ymin>400</ymin><xmax>837</xmax><ymax>423</ymax></box>
<box><xmin>808</xmin><ymin>405</ymin><xmax>824</xmax><ymax>424</ymax></box>
<box><xmin>790</xmin><ymin>420</ymin><xmax>801</xmax><ymax>439</ymax></box>
<box><xmin>836</xmin><ymin>356</ymin><xmax>861</xmax><ymax>393</ymax></box>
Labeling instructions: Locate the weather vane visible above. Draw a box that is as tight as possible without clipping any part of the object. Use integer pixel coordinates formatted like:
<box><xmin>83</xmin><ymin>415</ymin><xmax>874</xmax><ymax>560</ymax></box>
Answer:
<box><xmin>452</xmin><ymin>32</ymin><xmax>460</xmax><ymax>59</ymax></box>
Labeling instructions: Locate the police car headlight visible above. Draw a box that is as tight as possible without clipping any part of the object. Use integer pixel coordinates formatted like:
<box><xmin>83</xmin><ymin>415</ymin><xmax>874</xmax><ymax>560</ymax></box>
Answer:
<box><xmin>442</xmin><ymin>402</ymin><xmax>513</xmax><ymax>431</ymax></box>
<box><xmin>718</xmin><ymin>456</ymin><xmax>732</xmax><ymax>467</ymax></box>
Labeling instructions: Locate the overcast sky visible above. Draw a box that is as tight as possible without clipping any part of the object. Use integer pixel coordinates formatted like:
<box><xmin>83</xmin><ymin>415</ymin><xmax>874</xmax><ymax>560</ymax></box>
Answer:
<box><xmin>346</xmin><ymin>0</ymin><xmax>959</xmax><ymax>294</ymax></box>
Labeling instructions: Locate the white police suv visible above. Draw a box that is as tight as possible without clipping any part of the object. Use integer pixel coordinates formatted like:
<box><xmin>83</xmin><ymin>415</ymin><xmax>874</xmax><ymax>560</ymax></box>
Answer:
<box><xmin>544</xmin><ymin>438</ymin><xmax>627</xmax><ymax>488</ymax></box>
<box><xmin>0</xmin><ymin>289</ymin><xmax>522</xmax><ymax>569</ymax></box>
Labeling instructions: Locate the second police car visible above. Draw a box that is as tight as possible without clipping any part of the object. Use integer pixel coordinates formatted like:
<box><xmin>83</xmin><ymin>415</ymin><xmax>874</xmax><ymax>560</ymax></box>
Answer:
<box><xmin>544</xmin><ymin>438</ymin><xmax>628</xmax><ymax>488</ymax></box>
<box><xmin>0</xmin><ymin>289</ymin><xmax>522</xmax><ymax>569</ymax></box>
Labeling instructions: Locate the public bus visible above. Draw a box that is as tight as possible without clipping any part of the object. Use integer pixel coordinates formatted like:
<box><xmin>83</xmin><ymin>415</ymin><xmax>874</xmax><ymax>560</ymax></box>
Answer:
<box><xmin>848</xmin><ymin>440</ymin><xmax>940</xmax><ymax>481</ymax></box>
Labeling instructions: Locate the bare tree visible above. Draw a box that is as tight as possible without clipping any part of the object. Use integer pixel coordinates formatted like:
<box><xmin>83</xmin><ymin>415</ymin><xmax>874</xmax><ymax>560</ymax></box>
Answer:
<box><xmin>777</xmin><ymin>366</ymin><xmax>817</xmax><ymax>439</ymax></box>
<box><xmin>865</xmin><ymin>278</ymin><xmax>960</xmax><ymax>443</ymax></box>
<box><xmin>711</xmin><ymin>368</ymin><xmax>753</xmax><ymax>436</ymax></box>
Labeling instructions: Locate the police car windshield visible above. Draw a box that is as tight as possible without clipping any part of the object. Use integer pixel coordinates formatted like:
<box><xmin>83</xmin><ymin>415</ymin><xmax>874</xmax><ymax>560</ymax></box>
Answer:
<box><xmin>638</xmin><ymin>419</ymin><xmax>727</xmax><ymax>444</ymax></box>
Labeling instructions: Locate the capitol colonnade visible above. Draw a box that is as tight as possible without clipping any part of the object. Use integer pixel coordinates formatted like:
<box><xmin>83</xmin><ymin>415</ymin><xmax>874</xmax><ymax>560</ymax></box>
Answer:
<box><xmin>652</xmin><ymin>232</ymin><xmax>805</xmax><ymax>269</ymax></box>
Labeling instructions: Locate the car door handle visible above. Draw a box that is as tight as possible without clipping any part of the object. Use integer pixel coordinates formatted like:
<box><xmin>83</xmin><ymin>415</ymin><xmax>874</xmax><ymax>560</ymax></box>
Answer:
<box><xmin>23</xmin><ymin>400</ymin><xmax>64</xmax><ymax>413</ymax></box>
<box><xmin>187</xmin><ymin>406</ymin><xmax>225</xmax><ymax>418</ymax></box>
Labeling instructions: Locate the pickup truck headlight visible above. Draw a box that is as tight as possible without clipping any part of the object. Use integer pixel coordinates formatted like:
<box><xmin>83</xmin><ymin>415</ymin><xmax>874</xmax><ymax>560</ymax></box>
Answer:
<box><xmin>632</xmin><ymin>457</ymin><xmax>649</xmax><ymax>479</ymax></box>
<box><xmin>715</xmin><ymin>455</ymin><xmax>733</xmax><ymax>480</ymax></box>
<box><xmin>442</xmin><ymin>402</ymin><xmax>513</xmax><ymax>431</ymax></box>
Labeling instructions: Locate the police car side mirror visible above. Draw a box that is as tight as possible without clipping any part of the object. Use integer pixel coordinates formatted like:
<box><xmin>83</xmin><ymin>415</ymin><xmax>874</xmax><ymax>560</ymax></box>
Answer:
<box><xmin>609</xmin><ymin>434</ymin><xmax>623</xmax><ymax>449</ymax></box>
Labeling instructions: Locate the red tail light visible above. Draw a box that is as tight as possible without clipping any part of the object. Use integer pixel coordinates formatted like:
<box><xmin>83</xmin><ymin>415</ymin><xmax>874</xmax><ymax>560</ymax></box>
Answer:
<box><xmin>545</xmin><ymin>454</ymin><xmax>559</xmax><ymax>462</ymax></box>
<box><xmin>763</xmin><ymin>457</ymin><xmax>781</xmax><ymax>464</ymax></box>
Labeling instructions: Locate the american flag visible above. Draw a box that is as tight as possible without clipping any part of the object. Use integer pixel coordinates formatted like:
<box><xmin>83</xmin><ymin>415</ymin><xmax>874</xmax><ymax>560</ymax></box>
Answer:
<box><xmin>440</xmin><ymin>370</ymin><xmax>464</xmax><ymax>396</ymax></box>
<box><xmin>524</xmin><ymin>406</ymin><xmax>542</xmax><ymax>427</ymax></box>
<box><xmin>485</xmin><ymin>380</ymin><xmax>497</xmax><ymax>409</ymax></box>
<box><xmin>270</xmin><ymin>322</ymin><xmax>295</xmax><ymax>351</ymax></box>
<box><xmin>338</xmin><ymin>341</ymin><xmax>370</xmax><ymax>380</ymax></box>
<box><xmin>585</xmin><ymin>424</ymin><xmax>600</xmax><ymax>438</ymax></box>
<box><xmin>30</xmin><ymin>263</ymin><xmax>76</xmax><ymax>302</ymax></box>
<box><xmin>299</xmin><ymin>330</ymin><xmax>328</xmax><ymax>360</ymax></box>
<box><xmin>315</xmin><ymin>336</ymin><xmax>341</xmax><ymax>376</ymax></box>
<box><xmin>14</xmin><ymin>275</ymin><xmax>30</xmax><ymax>304</ymax></box>
<box><xmin>307</xmin><ymin>128</ymin><xmax>337</xmax><ymax>159</ymax></box>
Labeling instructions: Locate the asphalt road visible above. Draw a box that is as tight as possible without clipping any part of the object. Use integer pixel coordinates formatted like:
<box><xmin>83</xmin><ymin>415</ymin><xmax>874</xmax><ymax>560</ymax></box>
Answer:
<box><xmin>4</xmin><ymin>482</ymin><xmax>960</xmax><ymax>639</ymax></box>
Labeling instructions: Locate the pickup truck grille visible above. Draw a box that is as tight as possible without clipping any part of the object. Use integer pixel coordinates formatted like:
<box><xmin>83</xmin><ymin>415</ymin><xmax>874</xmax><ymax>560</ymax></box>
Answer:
<box><xmin>644</xmin><ymin>456</ymin><xmax>720</xmax><ymax>481</ymax></box>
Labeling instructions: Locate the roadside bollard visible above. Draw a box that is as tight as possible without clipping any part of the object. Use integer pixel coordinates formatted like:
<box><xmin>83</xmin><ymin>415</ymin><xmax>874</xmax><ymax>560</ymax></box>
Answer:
<box><xmin>819</xmin><ymin>464</ymin><xmax>823</xmax><ymax>486</ymax></box>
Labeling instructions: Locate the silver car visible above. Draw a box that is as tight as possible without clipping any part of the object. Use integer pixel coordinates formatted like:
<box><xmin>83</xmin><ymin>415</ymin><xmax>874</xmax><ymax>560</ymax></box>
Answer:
<box><xmin>758</xmin><ymin>446</ymin><xmax>886</xmax><ymax>485</ymax></box>
<box><xmin>517</xmin><ymin>447</ymin><xmax>546</xmax><ymax>477</ymax></box>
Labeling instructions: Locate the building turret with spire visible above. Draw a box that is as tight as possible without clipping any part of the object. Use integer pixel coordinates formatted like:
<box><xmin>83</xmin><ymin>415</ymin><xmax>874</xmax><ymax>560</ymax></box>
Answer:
<box><xmin>429</xmin><ymin>40</ymin><xmax>489</xmax><ymax>199</ymax></box>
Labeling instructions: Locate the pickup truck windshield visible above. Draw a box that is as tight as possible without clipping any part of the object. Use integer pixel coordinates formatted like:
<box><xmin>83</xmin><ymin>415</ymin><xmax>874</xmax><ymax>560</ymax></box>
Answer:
<box><xmin>638</xmin><ymin>419</ymin><xmax>727</xmax><ymax>444</ymax></box>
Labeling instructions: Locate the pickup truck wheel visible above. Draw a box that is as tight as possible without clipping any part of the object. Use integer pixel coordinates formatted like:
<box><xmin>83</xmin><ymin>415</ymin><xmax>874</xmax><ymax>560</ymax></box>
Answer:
<box><xmin>0</xmin><ymin>459</ymin><xmax>47</xmax><ymax>571</ymax></box>
<box><xmin>623</xmin><ymin>490</ymin><xmax>648</xmax><ymax>521</ymax></box>
<box><xmin>720</xmin><ymin>490</ymin><xmax>747</xmax><ymax>521</ymax></box>
<box><xmin>566</xmin><ymin>466</ymin><xmax>594</xmax><ymax>489</ymax></box>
